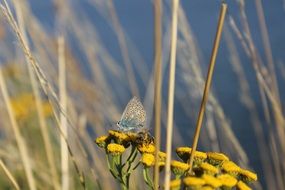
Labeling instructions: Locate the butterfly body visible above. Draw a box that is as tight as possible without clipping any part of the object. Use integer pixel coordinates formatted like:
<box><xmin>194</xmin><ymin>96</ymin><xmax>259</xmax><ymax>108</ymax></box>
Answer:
<box><xmin>117</xmin><ymin>96</ymin><xmax>146</xmax><ymax>132</ymax></box>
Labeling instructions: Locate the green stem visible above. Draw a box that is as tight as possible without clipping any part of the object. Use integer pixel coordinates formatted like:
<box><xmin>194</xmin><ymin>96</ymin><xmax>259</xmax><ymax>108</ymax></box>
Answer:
<box><xmin>143</xmin><ymin>167</ymin><xmax>154</xmax><ymax>190</ymax></box>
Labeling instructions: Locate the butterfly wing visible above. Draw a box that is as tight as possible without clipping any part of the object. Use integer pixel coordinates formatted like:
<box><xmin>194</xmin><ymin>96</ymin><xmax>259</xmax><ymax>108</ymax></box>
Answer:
<box><xmin>118</xmin><ymin>96</ymin><xmax>146</xmax><ymax>131</ymax></box>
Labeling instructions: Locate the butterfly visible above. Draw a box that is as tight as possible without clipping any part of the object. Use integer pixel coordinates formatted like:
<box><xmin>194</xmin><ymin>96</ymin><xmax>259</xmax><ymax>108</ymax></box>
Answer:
<box><xmin>117</xmin><ymin>96</ymin><xmax>146</xmax><ymax>132</ymax></box>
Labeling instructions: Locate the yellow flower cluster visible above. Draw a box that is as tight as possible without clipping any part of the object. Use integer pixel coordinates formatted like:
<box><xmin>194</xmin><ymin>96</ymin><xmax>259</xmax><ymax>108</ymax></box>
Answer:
<box><xmin>137</xmin><ymin>143</ymin><xmax>155</xmax><ymax>154</ymax></box>
<box><xmin>107</xmin><ymin>143</ymin><xmax>125</xmax><ymax>156</ymax></box>
<box><xmin>95</xmin><ymin>130</ymin><xmax>258</xmax><ymax>190</ymax></box>
<box><xmin>171</xmin><ymin>160</ymin><xmax>190</xmax><ymax>176</ymax></box>
<box><xmin>141</xmin><ymin>153</ymin><xmax>155</xmax><ymax>167</ymax></box>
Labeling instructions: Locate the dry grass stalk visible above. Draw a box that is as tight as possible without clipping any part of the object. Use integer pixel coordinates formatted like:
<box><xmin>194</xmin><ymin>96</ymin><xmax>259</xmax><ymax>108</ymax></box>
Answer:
<box><xmin>107</xmin><ymin>0</ymin><xmax>139</xmax><ymax>97</ymax></box>
<box><xmin>153</xmin><ymin>0</ymin><xmax>163</xmax><ymax>189</ymax></box>
<box><xmin>188</xmin><ymin>3</ymin><xmax>227</xmax><ymax>173</ymax></box>
<box><xmin>164</xmin><ymin>0</ymin><xmax>180</xmax><ymax>189</ymax></box>
<box><xmin>0</xmin><ymin>159</ymin><xmax>20</xmax><ymax>190</ymax></box>
<box><xmin>1</xmin><ymin>3</ymin><xmax>87</xmax><ymax>188</ymax></box>
<box><xmin>11</xmin><ymin>1</ymin><xmax>60</xmax><ymax>189</ymax></box>
<box><xmin>58</xmin><ymin>36</ymin><xmax>69</xmax><ymax>190</ymax></box>
<box><xmin>254</xmin><ymin>0</ymin><xmax>281</xmax><ymax>104</ymax></box>
<box><xmin>0</xmin><ymin>68</ymin><xmax>36</xmax><ymax>190</ymax></box>
<box><xmin>236</xmin><ymin>1</ymin><xmax>285</xmax><ymax>188</ymax></box>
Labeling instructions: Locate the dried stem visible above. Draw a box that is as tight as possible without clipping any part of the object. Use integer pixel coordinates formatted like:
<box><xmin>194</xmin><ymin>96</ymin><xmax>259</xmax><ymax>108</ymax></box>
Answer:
<box><xmin>107</xmin><ymin>0</ymin><xmax>139</xmax><ymax>97</ymax></box>
<box><xmin>153</xmin><ymin>0</ymin><xmax>162</xmax><ymax>189</ymax></box>
<box><xmin>0</xmin><ymin>68</ymin><xmax>36</xmax><ymax>190</ymax></box>
<box><xmin>0</xmin><ymin>159</ymin><xmax>20</xmax><ymax>190</ymax></box>
<box><xmin>164</xmin><ymin>0</ymin><xmax>179</xmax><ymax>189</ymax></box>
<box><xmin>58</xmin><ymin>36</ymin><xmax>69</xmax><ymax>190</ymax></box>
<box><xmin>12</xmin><ymin>1</ymin><xmax>60</xmax><ymax>189</ymax></box>
<box><xmin>188</xmin><ymin>3</ymin><xmax>227</xmax><ymax>173</ymax></box>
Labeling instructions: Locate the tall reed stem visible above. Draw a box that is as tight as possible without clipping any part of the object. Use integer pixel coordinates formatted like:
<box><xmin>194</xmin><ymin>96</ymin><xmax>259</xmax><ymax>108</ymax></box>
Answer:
<box><xmin>164</xmin><ymin>0</ymin><xmax>179</xmax><ymax>189</ymax></box>
<box><xmin>58</xmin><ymin>36</ymin><xmax>69</xmax><ymax>190</ymax></box>
<box><xmin>188</xmin><ymin>3</ymin><xmax>227</xmax><ymax>173</ymax></box>
<box><xmin>153</xmin><ymin>0</ymin><xmax>162</xmax><ymax>189</ymax></box>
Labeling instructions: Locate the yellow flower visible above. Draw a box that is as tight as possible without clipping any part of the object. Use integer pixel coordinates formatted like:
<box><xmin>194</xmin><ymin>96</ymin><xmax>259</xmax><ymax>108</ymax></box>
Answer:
<box><xmin>108</xmin><ymin>130</ymin><xmax>129</xmax><ymax>144</ymax></box>
<box><xmin>107</xmin><ymin>143</ymin><xmax>125</xmax><ymax>155</ymax></box>
<box><xmin>95</xmin><ymin>135</ymin><xmax>109</xmax><ymax>148</ymax></box>
<box><xmin>141</xmin><ymin>153</ymin><xmax>155</xmax><ymax>167</ymax></box>
<box><xmin>222</xmin><ymin>161</ymin><xmax>240</xmax><ymax>176</ymax></box>
<box><xmin>192</xmin><ymin>150</ymin><xmax>207</xmax><ymax>165</ymax></box>
<box><xmin>138</xmin><ymin>143</ymin><xmax>155</xmax><ymax>154</ymax></box>
<box><xmin>171</xmin><ymin>160</ymin><xmax>190</xmax><ymax>176</ymax></box>
<box><xmin>217</xmin><ymin>174</ymin><xmax>237</xmax><ymax>188</ymax></box>
<box><xmin>202</xmin><ymin>174</ymin><xmax>222</xmax><ymax>188</ymax></box>
<box><xmin>200</xmin><ymin>162</ymin><xmax>219</xmax><ymax>175</ymax></box>
<box><xmin>239</xmin><ymin>169</ymin><xmax>257</xmax><ymax>182</ymax></box>
<box><xmin>176</xmin><ymin>147</ymin><xmax>207</xmax><ymax>164</ymax></box>
<box><xmin>236</xmin><ymin>180</ymin><xmax>252</xmax><ymax>190</ymax></box>
<box><xmin>207</xmin><ymin>152</ymin><xmax>229</xmax><ymax>165</ymax></box>
<box><xmin>170</xmin><ymin>179</ymin><xmax>181</xmax><ymax>190</ymax></box>
<box><xmin>125</xmin><ymin>132</ymin><xmax>138</xmax><ymax>142</ymax></box>
<box><xmin>176</xmin><ymin>147</ymin><xmax>192</xmax><ymax>162</ymax></box>
<box><xmin>158</xmin><ymin>151</ymin><xmax>166</xmax><ymax>162</ymax></box>
<box><xmin>10</xmin><ymin>93</ymin><xmax>53</xmax><ymax>120</ymax></box>
<box><xmin>183</xmin><ymin>177</ymin><xmax>205</xmax><ymax>187</ymax></box>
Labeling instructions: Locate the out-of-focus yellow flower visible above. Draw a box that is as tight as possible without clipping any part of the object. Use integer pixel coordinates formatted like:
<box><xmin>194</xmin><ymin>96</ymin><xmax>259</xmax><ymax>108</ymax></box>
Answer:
<box><xmin>170</xmin><ymin>179</ymin><xmax>181</xmax><ymax>190</ymax></box>
<box><xmin>141</xmin><ymin>153</ymin><xmax>155</xmax><ymax>167</ymax></box>
<box><xmin>158</xmin><ymin>151</ymin><xmax>166</xmax><ymax>162</ymax></box>
<box><xmin>95</xmin><ymin>135</ymin><xmax>109</xmax><ymax>148</ymax></box>
<box><xmin>11</xmin><ymin>93</ymin><xmax>52</xmax><ymax>120</ymax></box>
<box><xmin>138</xmin><ymin>143</ymin><xmax>155</xmax><ymax>154</ymax></box>
<box><xmin>207</xmin><ymin>152</ymin><xmax>229</xmax><ymax>165</ymax></box>
<box><xmin>239</xmin><ymin>169</ymin><xmax>257</xmax><ymax>182</ymax></box>
<box><xmin>108</xmin><ymin>130</ymin><xmax>129</xmax><ymax>143</ymax></box>
<box><xmin>171</xmin><ymin>160</ymin><xmax>190</xmax><ymax>176</ymax></box>
<box><xmin>107</xmin><ymin>143</ymin><xmax>125</xmax><ymax>156</ymax></box>
<box><xmin>42</xmin><ymin>102</ymin><xmax>53</xmax><ymax>117</ymax></box>
<box><xmin>217</xmin><ymin>174</ymin><xmax>237</xmax><ymax>188</ymax></box>
<box><xmin>199</xmin><ymin>162</ymin><xmax>219</xmax><ymax>175</ymax></box>
<box><xmin>202</xmin><ymin>174</ymin><xmax>222</xmax><ymax>188</ymax></box>
<box><xmin>183</xmin><ymin>176</ymin><xmax>205</xmax><ymax>187</ymax></box>
<box><xmin>236</xmin><ymin>180</ymin><xmax>252</xmax><ymax>190</ymax></box>
<box><xmin>222</xmin><ymin>161</ymin><xmax>240</xmax><ymax>176</ymax></box>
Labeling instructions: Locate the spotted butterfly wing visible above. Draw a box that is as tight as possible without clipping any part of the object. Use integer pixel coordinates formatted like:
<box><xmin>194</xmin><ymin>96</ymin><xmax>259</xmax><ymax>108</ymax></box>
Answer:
<box><xmin>117</xmin><ymin>96</ymin><xmax>146</xmax><ymax>131</ymax></box>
